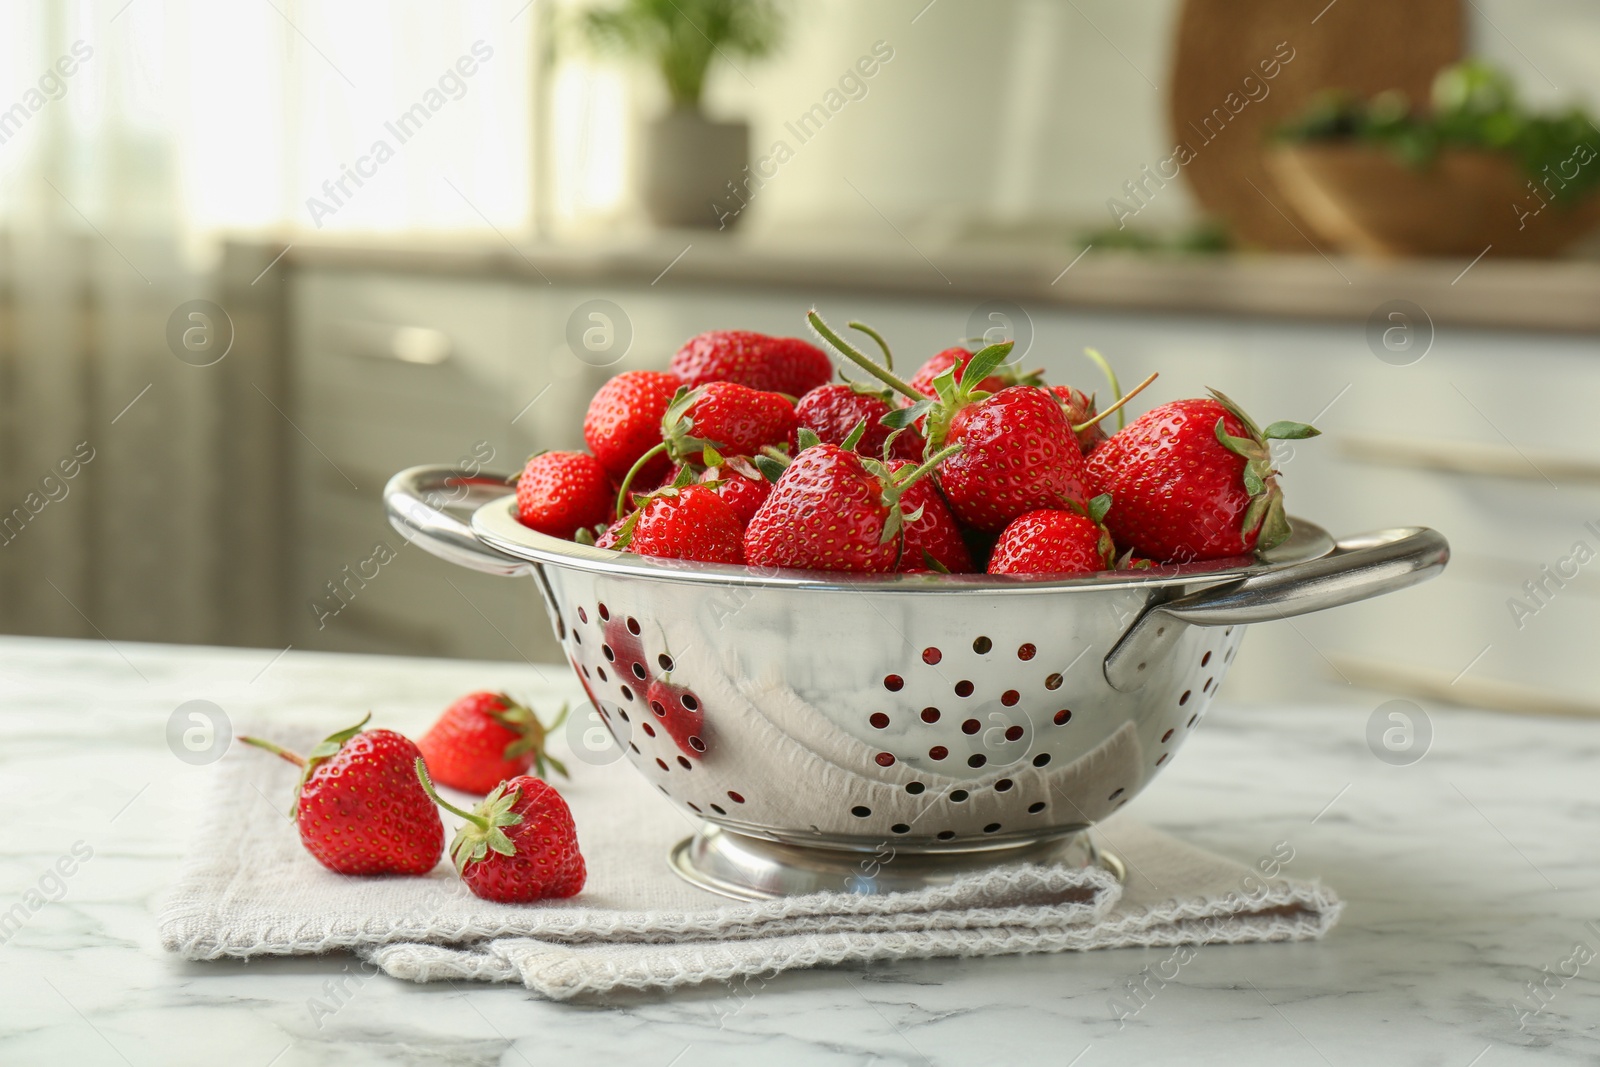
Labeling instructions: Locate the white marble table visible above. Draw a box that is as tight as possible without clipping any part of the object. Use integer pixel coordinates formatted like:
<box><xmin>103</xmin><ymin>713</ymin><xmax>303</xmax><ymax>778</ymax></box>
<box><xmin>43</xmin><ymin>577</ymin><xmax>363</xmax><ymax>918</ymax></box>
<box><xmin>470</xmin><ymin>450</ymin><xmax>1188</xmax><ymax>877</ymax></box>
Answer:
<box><xmin>0</xmin><ymin>635</ymin><xmax>1594</xmax><ymax>1066</ymax></box>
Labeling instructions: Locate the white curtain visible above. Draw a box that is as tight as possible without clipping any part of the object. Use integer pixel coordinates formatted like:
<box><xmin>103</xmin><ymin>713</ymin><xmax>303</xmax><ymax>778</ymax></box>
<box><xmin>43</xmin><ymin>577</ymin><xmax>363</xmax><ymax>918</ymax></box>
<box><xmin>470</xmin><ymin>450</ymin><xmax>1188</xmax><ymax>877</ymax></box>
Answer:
<box><xmin>0</xmin><ymin>1</ymin><xmax>537</xmax><ymax>648</ymax></box>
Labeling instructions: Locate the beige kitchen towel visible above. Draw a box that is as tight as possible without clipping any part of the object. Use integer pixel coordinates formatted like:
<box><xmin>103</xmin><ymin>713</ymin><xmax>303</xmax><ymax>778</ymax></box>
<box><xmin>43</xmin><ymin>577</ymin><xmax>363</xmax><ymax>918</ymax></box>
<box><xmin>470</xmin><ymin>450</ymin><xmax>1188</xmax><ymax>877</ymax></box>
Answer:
<box><xmin>160</xmin><ymin>722</ymin><xmax>1341</xmax><ymax>1000</ymax></box>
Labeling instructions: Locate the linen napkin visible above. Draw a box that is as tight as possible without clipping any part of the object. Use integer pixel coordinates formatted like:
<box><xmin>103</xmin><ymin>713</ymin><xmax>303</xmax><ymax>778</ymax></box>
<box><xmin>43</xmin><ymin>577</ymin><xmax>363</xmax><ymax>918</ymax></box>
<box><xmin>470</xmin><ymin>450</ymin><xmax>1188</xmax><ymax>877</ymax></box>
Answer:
<box><xmin>160</xmin><ymin>722</ymin><xmax>1342</xmax><ymax>1000</ymax></box>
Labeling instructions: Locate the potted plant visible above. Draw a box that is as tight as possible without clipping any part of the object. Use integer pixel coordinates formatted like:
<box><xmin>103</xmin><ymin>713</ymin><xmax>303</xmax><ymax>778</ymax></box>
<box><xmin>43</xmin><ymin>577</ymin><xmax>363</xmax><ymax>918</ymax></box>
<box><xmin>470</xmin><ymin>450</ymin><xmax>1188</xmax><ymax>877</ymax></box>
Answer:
<box><xmin>578</xmin><ymin>0</ymin><xmax>785</xmax><ymax>229</ymax></box>
<box><xmin>1267</xmin><ymin>61</ymin><xmax>1600</xmax><ymax>257</ymax></box>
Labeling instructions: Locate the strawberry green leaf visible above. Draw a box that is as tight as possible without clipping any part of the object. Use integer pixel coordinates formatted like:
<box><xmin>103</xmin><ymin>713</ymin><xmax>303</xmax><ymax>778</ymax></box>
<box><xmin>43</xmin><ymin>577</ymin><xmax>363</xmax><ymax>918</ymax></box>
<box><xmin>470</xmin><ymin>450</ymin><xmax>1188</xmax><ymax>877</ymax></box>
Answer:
<box><xmin>881</xmin><ymin>400</ymin><xmax>933</xmax><ymax>429</ymax></box>
<box><xmin>1087</xmin><ymin>493</ymin><xmax>1113</xmax><ymax>524</ymax></box>
<box><xmin>841</xmin><ymin>418</ymin><xmax>869</xmax><ymax>453</ymax></box>
<box><xmin>796</xmin><ymin>427</ymin><xmax>822</xmax><ymax>452</ymax></box>
<box><xmin>1262</xmin><ymin>420</ymin><xmax>1321</xmax><ymax>440</ymax></box>
<box><xmin>700</xmin><ymin>443</ymin><xmax>724</xmax><ymax>467</ymax></box>
<box><xmin>961</xmin><ymin>342</ymin><xmax>1014</xmax><ymax>391</ymax></box>
<box><xmin>921</xmin><ymin>549</ymin><xmax>951</xmax><ymax>573</ymax></box>
<box><xmin>753</xmin><ymin>454</ymin><xmax>788</xmax><ymax>483</ymax></box>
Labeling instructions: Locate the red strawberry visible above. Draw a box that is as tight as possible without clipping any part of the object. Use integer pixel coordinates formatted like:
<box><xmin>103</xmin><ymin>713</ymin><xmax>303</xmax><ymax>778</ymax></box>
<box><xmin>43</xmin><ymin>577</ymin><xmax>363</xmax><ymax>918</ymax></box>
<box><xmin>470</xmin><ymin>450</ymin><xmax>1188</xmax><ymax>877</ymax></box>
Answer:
<box><xmin>908</xmin><ymin>346</ymin><xmax>1017</xmax><ymax>398</ymax></box>
<box><xmin>613</xmin><ymin>481</ymin><xmax>745</xmax><ymax>565</ymax></box>
<box><xmin>808</xmin><ymin>313</ymin><xmax>1090</xmax><ymax>534</ymax></box>
<box><xmin>515</xmin><ymin>451</ymin><xmax>612</xmax><ymax>540</ymax></box>
<box><xmin>988</xmin><ymin>498</ymin><xmax>1116</xmax><ymax>575</ymax></box>
<box><xmin>672</xmin><ymin>382</ymin><xmax>796</xmax><ymax>459</ymax></box>
<box><xmin>671</xmin><ymin>330</ymin><xmax>833</xmax><ymax>397</ymax></box>
<box><xmin>1049</xmin><ymin>385</ymin><xmax>1108</xmax><ymax>454</ymax></box>
<box><xmin>743</xmin><ymin>442</ymin><xmax>952</xmax><ymax>573</ymax></box>
<box><xmin>646</xmin><ymin>676</ymin><xmax>707</xmax><ymax>758</ymax></box>
<box><xmin>583</xmin><ymin>370</ymin><xmax>680</xmax><ymax>483</ymax></box>
<box><xmin>415</xmin><ymin>765</ymin><xmax>586</xmax><ymax>903</ymax></box>
<box><xmin>892</xmin><ymin>460</ymin><xmax>974</xmax><ymax>573</ymax></box>
<box><xmin>699</xmin><ymin>458</ymin><xmax>772</xmax><ymax>526</ymax></box>
<box><xmin>939</xmin><ymin>386</ymin><xmax>1090</xmax><ymax>532</ymax></box>
<box><xmin>795</xmin><ymin>382</ymin><xmax>923</xmax><ymax>462</ymax></box>
<box><xmin>416</xmin><ymin>692</ymin><xmax>568</xmax><ymax>796</ymax></box>
<box><xmin>240</xmin><ymin>715</ymin><xmax>443</xmax><ymax>876</ymax></box>
<box><xmin>1084</xmin><ymin>390</ymin><xmax>1318</xmax><ymax>561</ymax></box>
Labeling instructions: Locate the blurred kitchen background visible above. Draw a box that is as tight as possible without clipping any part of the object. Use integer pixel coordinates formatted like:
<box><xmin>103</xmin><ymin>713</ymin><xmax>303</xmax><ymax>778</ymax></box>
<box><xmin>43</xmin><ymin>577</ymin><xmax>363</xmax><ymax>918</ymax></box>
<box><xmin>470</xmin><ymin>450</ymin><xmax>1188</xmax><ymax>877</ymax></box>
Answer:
<box><xmin>2</xmin><ymin>0</ymin><xmax>1597</xmax><ymax>714</ymax></box>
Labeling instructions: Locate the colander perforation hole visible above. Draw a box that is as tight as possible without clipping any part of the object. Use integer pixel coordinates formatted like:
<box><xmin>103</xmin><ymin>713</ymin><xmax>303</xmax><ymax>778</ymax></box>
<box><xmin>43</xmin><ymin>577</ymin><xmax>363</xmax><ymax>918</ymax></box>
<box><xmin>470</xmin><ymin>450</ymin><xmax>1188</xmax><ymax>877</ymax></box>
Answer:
<box><xmin>973</xmin><ymin>636</ymin><xmax>992</xmax><ymax>654</ymax></box>
<box><xmin>922</xmin><ymin>647</ymin><xmax>942</xmax><ymax>665</ymax></box>
<box><xmin>628</xmin><ymin>742</ymin><xmax>639</xmax><ymax>754</ymax></box>
<box><xmin>875</xmin><ymin>752</ymin><xmax>895</xmax><ymax>767</ymax></box>
<box><xmin>598</xmin><ymin>603</ymin><xmax>610</xmax><ymax>620</ymax></box>
<box><xmin>1032</xmin><ymin>753</ymin><xmax>1051</xmax><ymax>767</ymax></box>
<box><xmin>1203</xmin><ymin>676</ymin><xmax>1215</xmax><ymax>692</ymax></box>
<box><xmin>929</xmin><ymin>746</ymin><xmax>949</xmax><ymax>761</ymax></box>
<box><xmin>1161</xmin><ymin>728</ymin><xmax>1174</xmax><ymax>742</ymax></box>
<box><xmin>995</xmin><ymin>778</ymin><xmax>1014</xmax><ymax>792</ymax></box>
<box><xmin>1027</xmin><ymin>802</ymin><xmax>1046</xmax><ymax>814</ymax></box>
<box><xmin>851</xmin><ymin>805</ymin><xmax>872</xmax><ymax>818</ymax></box>
<box><xmin>1109</xmin><ymin>787</ymin><xmax>1124</xmax><ymax>801</ymax></box>
<box><xmin>1004</xmin><ymin>726</ymin><xmax>1024</xmax><ymax>742</ymax></box>
<box><xmin>658</xmin><ymin>653</ymin><xmax>674</xmax><ymax>671</ymax></box>
<box><xmin>655</xmin><ymin>758</ymin><xmax>668</xmax><ymax>771</ymax></box>
<box><xmin>968</xmin><ymin>754</ymin><xmax>987</xmax><ymax>768</ymax></box>
<box><xmin>688</xmin><ymin>736</ymin><xmax>706</xmax><ymax>752</ymax></box>
<box><xmin>1001</xmin><ymin>690</ymin><xmax>1019</xmax><ymax>707</ymax></box>
<box><xmin>983</xmin><ymin>823</ymin><xmax>1001</xmax><ymax>834</ymax></box>
<box><xmin>905</xmin><ymin>782</ymin><xmax>925</xmax><ymax>795</ymax></box>
<box><xmin>651</xmin><ymin>700</ymin><xmax>665</xmax><ymax>717</ymax></box>
<box><xmin>949</xmin><ymin>789</ymin><xmax>969</xmax><ymax>803</ymax></box>
<box><xmin>681</xmin><ymin>693</ymin><xmax>700</xmax><ymax>711</ymax></box>
<box><xmin>626</xmin><ymin>616</ymin><xmax>641</xmax><ymax>635</ymax></box>
<box><xmin>619</xmin><ymin>685</ymin><xmax>633</xmax><ymax>702</ymax></box>
<box><xmin>573</xmin><ymin>632</ymin><xmax>581</xmax><ymax>645</ymax></box>
<box><xmin>581</xmin><ymin>664</ymin><xmax>591</xmax><ymax>678</ymax></box>
<box><xmin>1179</xmin><ymin>690</ymin><xmax>1191</xmax><ymax>706</ymax></box>
<box><xmin>869</xmin><ymin>713</ymin><xmax>890</xmax><ymax>729</ymax></box>
<box><xmin>711</xmin><ymin>803</ymin><xmax>726</xmax><ymax>815</ymax></box>
<box><xmin>1201</xmin><ymin>651</ymin><xmax>1212</xmax><ymax>667</ymax></box>
<box><xmin>892</xmin><ymin>823</ymin><xmax>910</xmax><ymax>834</ymax></box>
<box><xmin>1017</xmin><ymin>643</ymin><xmax>1036</xmax><ymax>661</ymax></box>
<box><xmin>961</xmin><ymin>719</ymin><xmax>980</xmax><ymax>735</ymax></box>
<box><xmin>936</xmin><ymin>830</ymin><xmax>955</xmax><ymax>840</ymax></box>
<box><xmin>687</xmin><ymin>802</ymin><xmax>702</xmax><ymax>813</ymax></box>
<box><xmin>1045</xmin><ymin>673</ymin><xmax>1063</xmax><ymax>690</ymax></box>
<box><xmin>641</xmin><ymin>722</ymin><xmax>656</xmax><ymax>737</ymax></box>
<box><xmin>631</xmin><ymin>663</ymin><xmax>646</xmax><ymax>680</ymax></box>
<box><xmin>1156</xmin><ymin>753</ymin><xmax>1169</xmax><ymax>766</ymax></box>
<box><xmin>596</xmin><ymin>666</ymin><xmax>608</xmax><ymax>682</ymax></box>
<box><xmin>921</xmin><ymin>708</ymin><xmax>941</xmax><ymax>724</ymax></box>
<box><xmin>578</xmin><ymin>607</ymin><xmax>588</xmax><ymax>624</ymax></box>
<box><xmin>1187</xmin><ymin>714</ymin><xmax>1199</xmax><ymax>728</ymax></box>
<box><xmin>884</xmin><ymin>674</ymin><xmax>904</xmax><ymax>691</ymax></box>
<box><xmin>1054</xmin><ymin>710</ymin><xmax>1072</xmax><ymax>725</ymax></box>
<box><xmin>955</xmin><ymin>680</ymin><xmax>974</xmax><ymax>698</ymax></box>
<box><xmin>677</xmin><ymin>756</ymin><xmax>691</xmax><ymax>770</ymax></box>
<box><xmin>616</xmin><ymin>707</ymin><xmax>629</xmax><ymax>722</ymax></box>
<box><xmin>728</xmin><ymin>791</ymin><xmax>745</xmax><ymax>803</ymax></box>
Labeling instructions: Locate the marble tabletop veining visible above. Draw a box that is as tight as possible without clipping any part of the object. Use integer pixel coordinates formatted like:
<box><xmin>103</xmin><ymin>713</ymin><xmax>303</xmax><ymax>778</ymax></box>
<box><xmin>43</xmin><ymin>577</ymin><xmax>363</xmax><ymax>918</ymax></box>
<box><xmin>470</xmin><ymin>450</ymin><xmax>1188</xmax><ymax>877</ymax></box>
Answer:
<box><xmin>0</xmin><ymin>634</ymin><xmax>1595</xmax><ymax>1066</ymax></box>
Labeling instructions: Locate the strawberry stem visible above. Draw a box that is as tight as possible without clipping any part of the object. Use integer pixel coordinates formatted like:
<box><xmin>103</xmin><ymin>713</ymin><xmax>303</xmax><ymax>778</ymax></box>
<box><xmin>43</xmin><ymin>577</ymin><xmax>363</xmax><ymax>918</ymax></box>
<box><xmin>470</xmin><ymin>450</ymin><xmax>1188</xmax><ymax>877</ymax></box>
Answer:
<box><xmin>847</xmin><ymin>320</ymin><xmax>895</xmax><ymax>372</ymax></box>
<box><xmin>615</xmin><ymin>442</ymin><xmax>668</xmax><ymax>519</ymax></box>
<box><xmin>1082</xmin><ymin>348</ymin><xmax>1123</xmax><ymax>428</ymax></box>
<box><xmin>898</xmin><ymin>441</ymin><xmax>962</xmax><ymax>488</ymax></box>
<box><xmin>1072</xmin><ymin>371</ymin><xmax>1158</xmax><ymax>433</ymax></box>
<box><xmin>414</xmin><ymin>758</ymin><xmax>489</xmax><ymax>827</ymax></box>
<box><xmin>237</xmin><ymin>736</ymin><xmax>306</xmax><ymax>768</ymax></box>
<box><xmin>808</xmin><ymin>311</ymin><xmax>922</xmax><ymax>402</ymax></box>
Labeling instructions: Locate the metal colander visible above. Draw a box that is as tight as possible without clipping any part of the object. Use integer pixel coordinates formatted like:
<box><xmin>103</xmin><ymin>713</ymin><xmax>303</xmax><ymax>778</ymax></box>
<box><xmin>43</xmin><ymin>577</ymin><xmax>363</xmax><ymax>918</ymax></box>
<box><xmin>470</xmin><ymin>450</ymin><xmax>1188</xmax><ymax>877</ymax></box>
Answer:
<box><xmin>386</xmin><ymin>466</ymin><xmax>1448</xmax><ymax>900</ymax></box>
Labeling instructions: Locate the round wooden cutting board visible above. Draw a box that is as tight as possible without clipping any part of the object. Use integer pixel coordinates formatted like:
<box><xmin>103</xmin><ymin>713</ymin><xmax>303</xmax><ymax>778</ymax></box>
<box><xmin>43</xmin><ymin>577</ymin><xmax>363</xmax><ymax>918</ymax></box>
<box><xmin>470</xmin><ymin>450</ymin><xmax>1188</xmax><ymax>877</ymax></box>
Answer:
<box><xmin>1167</xmin><ymin>0</ymin><xmax>1464</xmax><ymax>251</ymax></box>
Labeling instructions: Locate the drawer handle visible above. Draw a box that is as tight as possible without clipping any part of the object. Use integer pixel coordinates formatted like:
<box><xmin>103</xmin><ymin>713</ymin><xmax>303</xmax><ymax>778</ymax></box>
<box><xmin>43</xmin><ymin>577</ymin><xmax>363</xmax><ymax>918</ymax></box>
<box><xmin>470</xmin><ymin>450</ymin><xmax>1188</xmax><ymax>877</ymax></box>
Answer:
<box><xmin>1338</xmin><ymin>433</ymin><xmax>1600</xmax><ymax>484</ymax></box>
<box><xmin>337</xmin><ymin>322</ymin><xmax>453</xmax><ymax>365</ymax></box>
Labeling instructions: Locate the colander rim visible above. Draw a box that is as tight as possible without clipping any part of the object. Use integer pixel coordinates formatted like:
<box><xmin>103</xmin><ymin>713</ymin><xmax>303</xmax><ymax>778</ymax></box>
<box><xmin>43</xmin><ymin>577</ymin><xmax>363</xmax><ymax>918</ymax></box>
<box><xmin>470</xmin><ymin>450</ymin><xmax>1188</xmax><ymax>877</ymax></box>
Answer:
<box><xmin>470</xmin><ymin>495</ymin><xmax>1337</xmax><ymax>594</ymax></box>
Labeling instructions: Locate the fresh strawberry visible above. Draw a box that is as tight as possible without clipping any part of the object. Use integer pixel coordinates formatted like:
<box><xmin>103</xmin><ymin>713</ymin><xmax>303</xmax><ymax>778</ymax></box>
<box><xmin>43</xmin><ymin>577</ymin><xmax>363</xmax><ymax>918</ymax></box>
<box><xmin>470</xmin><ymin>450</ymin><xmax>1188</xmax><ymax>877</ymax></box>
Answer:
<box><xmin>699</xmin><ymin>457</ymin><xmax>772</xmax><ymax>525</ymax></box>
<box><xmin>1084</xmin><ymin>389</ymin><xmax>1318</xmax><ymax>561</ymax></box>
<box><xmin>988</xmin><ymin>497</ymin><xmax>1116</xmax><ymax>575</ymax></box>
<box><xmin>612</xmin><ymin>480</ymin><xmax>745</xmax><ymax>564</ymax></box>
<box><xmin>670</xmin><ymin>382</ymin><xmax>796</xmax><ymax>459</ymax></box>
<box><xmin>1049</xmin><ymin>385</ymin><xmax>1108</xmax><ymax>454</ymax></box>
<box><xmin>416</xmin><ymin>692</ymin><xmax>568</xmax><ymax>796</ymax></box>
<box><xmin>795</xmin><ymin>382</ymin><xmax>923</xmax><ymax>462</ymax></box>
<box><xmin>415</xmin><ymin>764</ymin><xmax>586</xmax><ymax>903</ymax></box>
<box><xmin>583</xmin><ymin>370</ymin><xmax>680</xmax><ymax>483</ymax></box>
<box><xmin>939</xmin><ymin>385</ymin><xmax>1091</xmax><ymax>532</ymax></box>
<box><xmin>915</xmin><ymin>348</ymin><xmax>1011</xmax><ymax>398</ymax></box>
<box><xmin>892</xmin><ymin>460</ymin><xmax>974</xmax><ymax>573</ymax></box>
<box><xmin>647</xmin><ymin>676</ymin><xmax>707</xmax><ymax>758</ymax></box>
<box><xmin>240</xmin><ymin>715</ymin><xmax>443</xmax><ymax>876</ymax></box>
<box><xmin>514</xmin><ymin>451</ymin><xmax>613</xmax><ymax>540</ymax></box>
<box><xmin>671</xmin><ymin>330</ymin><xmax>833</xmax><ymax>397</ymax></box>
<box><xmin>743</xmin><ymin>439</ymin><xmax>954</xmax><ymax>572</ymax></box>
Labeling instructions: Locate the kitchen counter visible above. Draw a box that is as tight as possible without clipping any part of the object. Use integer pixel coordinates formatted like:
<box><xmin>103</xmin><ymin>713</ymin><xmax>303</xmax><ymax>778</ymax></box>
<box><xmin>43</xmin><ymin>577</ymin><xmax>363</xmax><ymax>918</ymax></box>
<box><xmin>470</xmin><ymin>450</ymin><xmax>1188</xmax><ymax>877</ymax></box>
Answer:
<box><xmin>238</xmin><ymin>233</ymin><xmax>1600</xmax><ymax>334</ymax></box>
<box><xmin>2</xmin><ymin>634</ymin><xmax>1595</xmax><ymax>1065</ymax></box>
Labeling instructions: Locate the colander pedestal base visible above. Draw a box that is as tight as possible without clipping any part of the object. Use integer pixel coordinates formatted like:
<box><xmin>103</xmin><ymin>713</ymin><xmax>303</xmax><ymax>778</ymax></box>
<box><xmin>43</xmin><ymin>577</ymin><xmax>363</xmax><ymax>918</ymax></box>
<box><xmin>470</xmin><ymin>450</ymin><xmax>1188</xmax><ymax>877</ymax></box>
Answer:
<box><xmin>668</xmin><ymin>826</ymin><xmax>1124</xmax><ymax>901</ymax></box>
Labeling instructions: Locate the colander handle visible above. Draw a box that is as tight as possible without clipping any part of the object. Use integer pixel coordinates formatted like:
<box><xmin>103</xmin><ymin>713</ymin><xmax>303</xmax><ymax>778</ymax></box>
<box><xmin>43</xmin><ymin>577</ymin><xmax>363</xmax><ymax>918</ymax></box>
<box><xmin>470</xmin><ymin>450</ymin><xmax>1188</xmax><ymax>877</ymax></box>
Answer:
<box><xmin>1104</xmin><ymin>526</ymin><xmax>1449</xmax><ymax>691</ymax></box>
<box><xmin>383</xmin><ymin>465</ymin><xmax>533</xmax><ymax>577</ymax></box>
